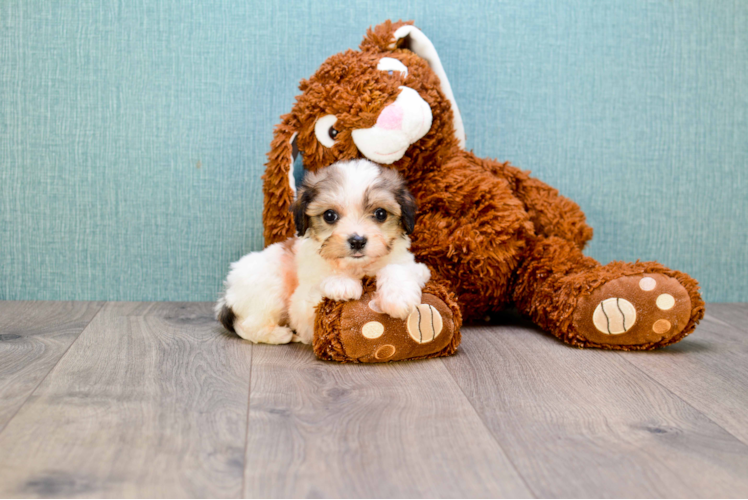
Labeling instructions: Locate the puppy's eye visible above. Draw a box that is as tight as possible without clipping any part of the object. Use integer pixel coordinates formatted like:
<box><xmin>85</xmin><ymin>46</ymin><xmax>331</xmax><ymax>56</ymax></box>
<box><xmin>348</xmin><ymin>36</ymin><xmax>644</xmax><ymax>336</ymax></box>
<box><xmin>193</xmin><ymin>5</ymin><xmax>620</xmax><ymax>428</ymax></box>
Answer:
<box><xmin>323</xmin><ymin>210</ymin><xmax>339</xmax><ymax>224</ymax></box>
<box><xmin>315</xmin><ymin>115</ymin><xmax>338</xmax><ymax>148</ymax></box>
<box><xmin>374</xmin><ymin>208</ymin><xmax>388</xmax><ymax>222</ymax></box>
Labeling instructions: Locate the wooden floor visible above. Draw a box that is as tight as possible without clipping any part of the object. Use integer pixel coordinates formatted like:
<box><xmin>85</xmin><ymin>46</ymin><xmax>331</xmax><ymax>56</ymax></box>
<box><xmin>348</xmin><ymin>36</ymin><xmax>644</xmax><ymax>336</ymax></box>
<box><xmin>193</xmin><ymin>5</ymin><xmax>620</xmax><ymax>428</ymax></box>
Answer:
<box><xmin>0</xmin><ymin>302</ymin><xmax>747</xmax><ymax>498</ymax></box>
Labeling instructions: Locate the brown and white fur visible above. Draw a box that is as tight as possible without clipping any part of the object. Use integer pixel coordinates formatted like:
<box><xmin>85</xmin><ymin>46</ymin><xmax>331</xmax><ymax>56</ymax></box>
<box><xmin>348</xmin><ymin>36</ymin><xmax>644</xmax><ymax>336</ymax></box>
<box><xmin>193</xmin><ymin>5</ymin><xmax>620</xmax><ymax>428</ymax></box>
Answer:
<box><xmin>216</xmin><ymin>159</ymin><xmax>430</xmax><ymax>344</ymax></box>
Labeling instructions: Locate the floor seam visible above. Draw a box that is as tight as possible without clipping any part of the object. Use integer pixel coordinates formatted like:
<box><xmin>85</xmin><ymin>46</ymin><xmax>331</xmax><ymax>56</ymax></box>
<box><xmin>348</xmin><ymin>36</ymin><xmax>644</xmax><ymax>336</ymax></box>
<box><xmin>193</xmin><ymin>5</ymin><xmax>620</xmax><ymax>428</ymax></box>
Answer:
<box><xmin>240</xmin><ymin>343</ymin><xmax>253</xmax><ymax>499</ymax></box>
<box><xmin>439</xmin><ymin>351</ymin><xmax>539</xmax><ymax>499</ymax></box>
<box><xmin>0</xmin><ymin>301</ymin><xmax>106</xmax><ymax>437</ymax></box>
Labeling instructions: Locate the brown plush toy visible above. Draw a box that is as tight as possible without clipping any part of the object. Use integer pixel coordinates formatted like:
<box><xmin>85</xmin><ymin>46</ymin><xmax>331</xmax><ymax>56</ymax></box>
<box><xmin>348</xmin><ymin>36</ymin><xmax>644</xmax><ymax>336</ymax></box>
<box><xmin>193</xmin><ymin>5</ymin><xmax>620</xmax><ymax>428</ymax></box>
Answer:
<box><xmin>262</xmin><ymin>20</ymin><xmax>705</xmax><ymax>362</ymax></box>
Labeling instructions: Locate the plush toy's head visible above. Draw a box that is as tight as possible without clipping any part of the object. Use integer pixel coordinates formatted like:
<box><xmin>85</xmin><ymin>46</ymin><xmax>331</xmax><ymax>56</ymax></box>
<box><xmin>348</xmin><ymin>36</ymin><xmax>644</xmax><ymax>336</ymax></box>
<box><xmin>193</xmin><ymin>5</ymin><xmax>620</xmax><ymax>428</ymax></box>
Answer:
<box><xmin>263</xmin><ymin>20</ymin><xmax>465</xmax><ymax>245</ymax></box>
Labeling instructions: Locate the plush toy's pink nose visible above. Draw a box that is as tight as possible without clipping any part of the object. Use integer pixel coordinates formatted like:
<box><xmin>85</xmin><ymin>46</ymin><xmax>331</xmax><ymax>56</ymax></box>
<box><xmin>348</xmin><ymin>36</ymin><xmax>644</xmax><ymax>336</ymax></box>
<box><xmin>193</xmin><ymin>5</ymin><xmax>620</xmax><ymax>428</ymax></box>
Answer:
<box><xmin>376</xmin><ymin>103</ymin><xmax>404</xmax><ymax>130</ymax></box>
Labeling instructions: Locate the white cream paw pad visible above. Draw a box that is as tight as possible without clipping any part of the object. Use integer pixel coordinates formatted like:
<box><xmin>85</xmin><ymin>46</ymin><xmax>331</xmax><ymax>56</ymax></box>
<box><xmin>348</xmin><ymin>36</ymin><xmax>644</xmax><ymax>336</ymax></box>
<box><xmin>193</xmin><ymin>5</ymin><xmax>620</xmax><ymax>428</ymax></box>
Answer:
<box><xmin>361</xmin><ymin>321</ymin><xmax>385</xmax><ymax>339</ymax></box>
<box><xmin>407</xmin><ymin>304</ymin><xmax>443</xmax><ymax>343</ymax></box>
<box><xmin>656</xmin><ymin>294</ymin><xmax>675</xmax><ymax>310</ymax></box>
<box><xmin>639</xmin><ymin>277</ymin><xmax>657</xmax><ymax>291</ymax></box>
<box><xmin>592</xmin><ymin>298</ymin><xmax>637</xmax><ymax>335</ymax></box>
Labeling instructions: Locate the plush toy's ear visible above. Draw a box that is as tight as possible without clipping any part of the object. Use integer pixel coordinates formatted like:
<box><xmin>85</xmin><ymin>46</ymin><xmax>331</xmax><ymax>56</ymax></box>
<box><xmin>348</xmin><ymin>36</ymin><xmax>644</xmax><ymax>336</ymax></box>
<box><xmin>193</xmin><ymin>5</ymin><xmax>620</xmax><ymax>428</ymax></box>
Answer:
<box><xmin>262</xmin><ymin>115</ymin><xmax>299</xmax><ymax>246</ymax></box>
<box><xmin>360</xmin><ymin>20</ymin><xmax>414</xmax><ymax>52</ymax></box>
<box><xmin>394</xmin><ymin>25</ymin><xmax>466</xmax><ymax>149</ymax></box>
<box><xmin>362</xmin><ymin>21</ymin><xmax>466</xmax><ymax>150</ymax></box>
<box><xmin>395</xmin><ymin>184</ymin><xmax>417</xmax><ymax>235</ymax></box>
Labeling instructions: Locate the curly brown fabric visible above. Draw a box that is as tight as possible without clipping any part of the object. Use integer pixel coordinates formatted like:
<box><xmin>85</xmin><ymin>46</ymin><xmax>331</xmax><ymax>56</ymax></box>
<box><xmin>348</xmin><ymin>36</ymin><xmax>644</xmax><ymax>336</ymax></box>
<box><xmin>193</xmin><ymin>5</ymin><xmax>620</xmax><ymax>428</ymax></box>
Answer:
<box><xmin>265</xmin><ymin>20</ymin><xmax>704</xmax><ymax>356</ymax></box>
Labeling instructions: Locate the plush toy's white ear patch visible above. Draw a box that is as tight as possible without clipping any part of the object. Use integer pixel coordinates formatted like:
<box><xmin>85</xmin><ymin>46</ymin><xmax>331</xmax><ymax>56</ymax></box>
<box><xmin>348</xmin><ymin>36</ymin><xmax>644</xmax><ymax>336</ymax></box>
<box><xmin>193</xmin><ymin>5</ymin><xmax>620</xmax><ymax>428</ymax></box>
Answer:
<box><xmin>392</xmin><ymin>25</ymin><xmax>466</xmax><ymax>149</ymax></box>
<box><xmin>378</xmin><ymin>57</ymin><xmax>408</xmax><ymax>77</ymax></box>
<box><xmin>288</xmin><ymin>132</ymin><xmax>298</xmax><ymax>196</ymax></box>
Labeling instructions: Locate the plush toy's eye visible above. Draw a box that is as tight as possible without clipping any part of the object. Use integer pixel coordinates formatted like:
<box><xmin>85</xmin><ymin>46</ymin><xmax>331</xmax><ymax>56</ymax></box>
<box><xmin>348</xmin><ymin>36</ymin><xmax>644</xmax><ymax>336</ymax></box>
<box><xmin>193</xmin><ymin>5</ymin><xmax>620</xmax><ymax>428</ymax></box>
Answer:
<box><xmin>323</xmin><ymin>210</ymin><xmax>339</xmax><ymax>224</ymax></box>
<box><xmin>377</xmin><ymin>57</ymin><xmax>408</xmax><ymax>78</ymax></box>
<box><xmin>374</xmin><ymin>208</ymin><xmax>388</xmax><ymax>222</ymax></box>
<box><xmin>315</xmin><ymin>115</ymin><xmax>338</xmax><ymax>148</ymax></box>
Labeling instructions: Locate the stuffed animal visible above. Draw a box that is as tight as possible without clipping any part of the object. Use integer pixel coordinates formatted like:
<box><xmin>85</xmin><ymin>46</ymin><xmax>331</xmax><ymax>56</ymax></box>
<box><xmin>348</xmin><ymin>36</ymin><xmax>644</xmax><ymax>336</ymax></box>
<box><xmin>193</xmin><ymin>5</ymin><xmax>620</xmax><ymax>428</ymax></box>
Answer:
<box><xmin>262</xmin><ymin>20</ymin><xmax>704</xmax><ymax>362</ymax></box>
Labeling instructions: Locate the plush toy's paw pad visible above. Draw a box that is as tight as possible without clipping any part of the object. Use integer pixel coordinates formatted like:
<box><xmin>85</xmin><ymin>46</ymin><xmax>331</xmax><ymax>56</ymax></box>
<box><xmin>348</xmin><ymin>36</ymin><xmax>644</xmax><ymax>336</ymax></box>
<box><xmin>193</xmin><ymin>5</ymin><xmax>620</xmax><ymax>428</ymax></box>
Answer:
<box><xmin>323</xmin><ymin>291</ymin><xmax>457</xmax><ymax>362</ymax></box>
<box><xmin>574</xmin><ymin>274</ymin><xmax>692</xmax><ymax>347</ymax></box>
<box><xmin>406</xmin><ymin>304</ymin><xmax>443</xmax><ymax>343</ymax></box>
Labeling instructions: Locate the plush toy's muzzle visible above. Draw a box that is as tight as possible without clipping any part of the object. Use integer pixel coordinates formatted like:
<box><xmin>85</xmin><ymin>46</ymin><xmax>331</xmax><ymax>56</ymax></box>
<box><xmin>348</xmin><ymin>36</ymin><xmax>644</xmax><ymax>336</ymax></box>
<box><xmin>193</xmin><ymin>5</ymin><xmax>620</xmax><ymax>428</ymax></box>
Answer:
<box><xmin>351</xmin><ymin>86</ymin><xmax>433</xmax><ymax>164</ymax></box>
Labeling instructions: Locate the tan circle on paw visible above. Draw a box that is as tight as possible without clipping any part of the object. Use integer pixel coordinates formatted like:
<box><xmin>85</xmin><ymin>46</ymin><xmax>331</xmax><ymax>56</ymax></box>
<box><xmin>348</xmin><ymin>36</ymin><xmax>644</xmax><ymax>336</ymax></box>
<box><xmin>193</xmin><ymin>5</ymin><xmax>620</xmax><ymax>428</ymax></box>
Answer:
<box><xmin>639</xmin><ymin>277</ymin><xmax>657</xmax><ymax>291</ymax></box>
<box><xmin>656</xmin><ymin>294</ymin><xmax>675</xmax><ymax>310</ymax></box>
<box><xmin>652</xmin><ymin>319</ymin><xmax>672</xmax><ymax>334</ymax></box>
<box><xmin>375</xmin><ymin>344</ymin><xmax>396</xmax><ymax>360</ymax></box>
<box><xmin>361</xmin><ymin>321</ymin><xmax>384</xmax><ymax>339</ymax></box>
<box><xmin>592</xmin><ymin>298</ymin><xmax>637</xmax><ymax>334</ymax></box>
<box><xmin>407</xmin><ymin>304</ymin><xmax>443</xmax><ymax>343</ymax></box>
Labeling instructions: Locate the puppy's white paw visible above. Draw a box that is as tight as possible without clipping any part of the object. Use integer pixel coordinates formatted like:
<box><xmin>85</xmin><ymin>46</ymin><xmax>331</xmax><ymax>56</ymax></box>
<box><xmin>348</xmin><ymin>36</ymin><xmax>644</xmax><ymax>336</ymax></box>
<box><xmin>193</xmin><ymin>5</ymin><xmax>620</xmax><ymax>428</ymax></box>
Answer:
<box><xmin>413</xmin><ymin>262</ymin><xmax>431</xmax><ymax>286</ymax></box>
<box><xmin>320</xmin><ymin>276</ymin><xmax>363</xmax><ymax>302</ymax></box>
<box><xmin>264</xmin><ymin>326</ymin><xmax>295</xmax><ymax>344</ymax></box>
<box><xmin>237</xmin><ymin>324</ymin><xmax>294</xmax><ymax>344</ymax></box>
<box><xmin>375</xmin><ymin>284</ymin><xmax>422</xmax><ymax>320</ymax></box>
<box><xmin>293</xmin><ymin>327</ymin><xmax>314</xmax><ymax>345</ymax></box>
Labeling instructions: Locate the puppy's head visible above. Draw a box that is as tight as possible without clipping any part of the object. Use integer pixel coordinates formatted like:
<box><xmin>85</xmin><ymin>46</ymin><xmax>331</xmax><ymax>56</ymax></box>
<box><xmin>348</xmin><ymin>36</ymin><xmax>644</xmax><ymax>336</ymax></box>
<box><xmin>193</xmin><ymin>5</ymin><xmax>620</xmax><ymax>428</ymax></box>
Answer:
<box><xmin>291</xmin><ymin>159</ymin><xmax>416</xmax><ymax>266</ymax></box>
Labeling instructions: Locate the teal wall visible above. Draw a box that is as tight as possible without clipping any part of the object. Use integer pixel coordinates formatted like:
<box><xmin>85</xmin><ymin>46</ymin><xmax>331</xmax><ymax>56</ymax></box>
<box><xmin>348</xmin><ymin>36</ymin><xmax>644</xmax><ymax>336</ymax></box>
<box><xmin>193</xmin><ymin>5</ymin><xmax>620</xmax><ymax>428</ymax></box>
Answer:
<box><xmin>1</xmin><ymin>1</ymin><xmax>746</xmax><ymax>302</ymax></box>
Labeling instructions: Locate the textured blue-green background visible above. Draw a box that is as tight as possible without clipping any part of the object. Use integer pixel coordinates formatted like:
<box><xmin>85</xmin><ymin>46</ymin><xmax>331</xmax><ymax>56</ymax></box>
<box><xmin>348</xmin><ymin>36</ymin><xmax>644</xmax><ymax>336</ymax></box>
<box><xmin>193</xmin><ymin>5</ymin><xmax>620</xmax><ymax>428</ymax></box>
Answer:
<box><xmin>1</xmin><ymin>1</ymin><xmax>746</xmax><ymax>302</ymax></box>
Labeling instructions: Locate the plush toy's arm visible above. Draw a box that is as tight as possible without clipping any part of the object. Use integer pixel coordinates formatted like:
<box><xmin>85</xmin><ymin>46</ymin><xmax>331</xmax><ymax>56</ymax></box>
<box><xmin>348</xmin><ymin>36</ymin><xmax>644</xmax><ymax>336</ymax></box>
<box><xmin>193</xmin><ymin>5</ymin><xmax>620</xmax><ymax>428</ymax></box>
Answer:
<box><xmin>482</xmin><ymin>158</ymin><xmax>593</xmax><ymax>249</ymax></box>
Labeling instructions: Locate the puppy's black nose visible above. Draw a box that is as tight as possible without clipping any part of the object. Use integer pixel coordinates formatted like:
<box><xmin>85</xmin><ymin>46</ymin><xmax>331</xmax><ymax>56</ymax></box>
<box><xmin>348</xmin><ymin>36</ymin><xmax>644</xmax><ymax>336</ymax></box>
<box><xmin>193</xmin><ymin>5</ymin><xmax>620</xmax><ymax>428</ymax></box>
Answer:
<box><xmin>348</xmin><ymin>235</ymin><xmax>367</xmax><ymax>251</ymax></box>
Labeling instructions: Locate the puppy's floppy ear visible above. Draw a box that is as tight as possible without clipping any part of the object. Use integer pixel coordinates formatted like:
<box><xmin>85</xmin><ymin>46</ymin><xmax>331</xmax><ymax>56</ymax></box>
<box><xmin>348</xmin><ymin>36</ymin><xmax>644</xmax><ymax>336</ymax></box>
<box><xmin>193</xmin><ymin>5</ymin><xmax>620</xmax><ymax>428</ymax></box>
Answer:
<box><xmin>395</xmin><ymin>185</ymin><xmax>417</xmax><ymax>235</ymax></box>
<box><xmin>263</xmin><ymin>114</ymin><xmax>300</xmax><ymax>246</ymax></box>
<box><xmin>291</xmin><ymin>182</ymin><xmax>317</xmax><ymax>237</ymax></box>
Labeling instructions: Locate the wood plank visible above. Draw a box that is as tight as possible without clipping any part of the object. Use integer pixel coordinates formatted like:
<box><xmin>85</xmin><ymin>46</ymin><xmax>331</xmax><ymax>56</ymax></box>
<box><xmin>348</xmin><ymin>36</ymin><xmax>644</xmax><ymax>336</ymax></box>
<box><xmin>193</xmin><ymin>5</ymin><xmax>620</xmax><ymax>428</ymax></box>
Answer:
<box><xmin>620</xmin><ymin>303</ymin><xmax>748</xmax><ymax>445</ymax></box>
<box><xmin>443</xmin><ymin>317</ymin><xmax>748</xmax><ymax>498</ymax></box>
<box><xmin>244</xmin><ymin>343</ymin><xmax>532</xmax><ymax>498</ymax></box>
<box><xmin>0</xmin><ymin>301</ymin><xmax>102</xmax><ymax>432</ymax></box>
<box><xmin>704</xmin><ymin>303</ymin><xmax>748</xmax><ymax>329</ymax></box>
<box><xmin>0</xmin><ymin>302</ymin><xmax>252</xmax><ymax>498</ymax></box>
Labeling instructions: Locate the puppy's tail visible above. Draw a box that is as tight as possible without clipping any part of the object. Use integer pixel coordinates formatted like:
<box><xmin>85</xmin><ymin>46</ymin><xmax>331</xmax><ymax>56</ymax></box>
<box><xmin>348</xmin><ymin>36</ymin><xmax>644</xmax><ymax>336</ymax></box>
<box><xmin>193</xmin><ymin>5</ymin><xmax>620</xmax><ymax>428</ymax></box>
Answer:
<box><xmin>215</xmin><ymin>298</ymin><xmax>237</xmax><ymax>334</ymax></box>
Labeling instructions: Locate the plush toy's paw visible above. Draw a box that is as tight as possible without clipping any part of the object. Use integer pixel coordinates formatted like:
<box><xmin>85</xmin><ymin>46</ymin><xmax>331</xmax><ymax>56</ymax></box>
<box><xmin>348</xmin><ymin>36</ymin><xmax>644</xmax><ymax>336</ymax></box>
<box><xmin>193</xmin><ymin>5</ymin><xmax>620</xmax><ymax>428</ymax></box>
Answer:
<box><xmin>320</xmin><ymin>276</ymin><xmax>363</xmax><ymax>302</ymax></box>
<box><xmin>313</xmin><ymin>281</ymin><xmax>462</xmax><ymax>363</ymax></box>
<box><xmin>573</xmin><ymin>273</ymin><xmax>693</xmax><ymax>348</ymax></box>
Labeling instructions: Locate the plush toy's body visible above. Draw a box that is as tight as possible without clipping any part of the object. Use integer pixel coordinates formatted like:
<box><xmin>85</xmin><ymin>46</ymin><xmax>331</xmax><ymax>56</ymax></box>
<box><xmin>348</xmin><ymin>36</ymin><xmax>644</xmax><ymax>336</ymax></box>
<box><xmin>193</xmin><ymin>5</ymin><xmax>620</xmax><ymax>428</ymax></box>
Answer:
<box><xmin>262</xmin><ymin>21</ymin><xmax>704</xmax><ymax>361</ymax></box>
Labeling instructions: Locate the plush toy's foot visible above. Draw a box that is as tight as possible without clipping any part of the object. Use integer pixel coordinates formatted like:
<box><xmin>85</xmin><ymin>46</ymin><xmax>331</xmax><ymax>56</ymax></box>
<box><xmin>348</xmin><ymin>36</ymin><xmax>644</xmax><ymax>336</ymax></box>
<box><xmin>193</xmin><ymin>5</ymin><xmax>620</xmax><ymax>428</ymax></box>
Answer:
<box><xmin>573</xmin><ymin>273</ymin><xmax>693</xmax><ymax>349</ymax></box>
<box><xmin>313</xmin><ymin>280</ymin><xmax>461</xmax><ymax>363</ymax></box>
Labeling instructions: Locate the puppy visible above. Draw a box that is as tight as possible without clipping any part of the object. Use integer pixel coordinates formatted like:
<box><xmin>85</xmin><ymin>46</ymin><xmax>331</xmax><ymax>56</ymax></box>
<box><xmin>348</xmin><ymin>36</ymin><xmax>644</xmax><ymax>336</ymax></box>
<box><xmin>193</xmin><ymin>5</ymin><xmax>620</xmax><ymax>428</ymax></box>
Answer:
<box><xmin>216</xmin><ymin>159</ymin><xmax>431</xmax><ymax>344</ymax></box>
